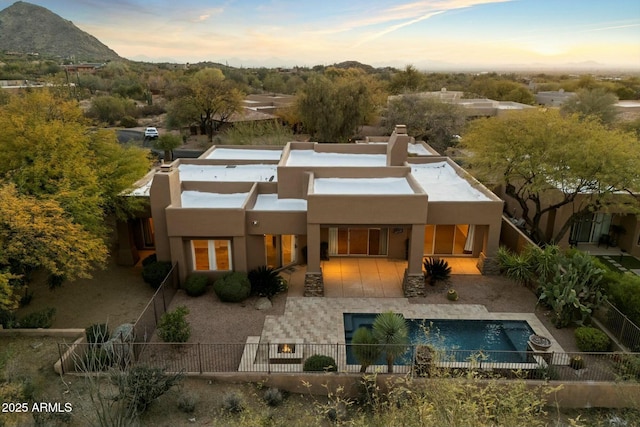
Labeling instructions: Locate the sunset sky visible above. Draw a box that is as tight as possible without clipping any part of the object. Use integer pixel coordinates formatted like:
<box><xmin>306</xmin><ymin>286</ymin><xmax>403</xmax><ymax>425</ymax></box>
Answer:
<box><xmin>2</xmin><ymin>0</ymin><xmax>639</xmax><ymax>69</ymax></box>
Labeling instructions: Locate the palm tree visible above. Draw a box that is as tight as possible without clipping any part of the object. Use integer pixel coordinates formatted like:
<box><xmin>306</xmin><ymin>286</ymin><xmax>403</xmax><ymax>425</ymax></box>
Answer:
<box><xmin>351</xmin><ymin>327</ymin><xmax>382</xmax><ymax>373</ymax></box>
<box><xmin>372</xmin><ymin>312</ymin><xmax>409</xmax><ymax>373</ymax></box>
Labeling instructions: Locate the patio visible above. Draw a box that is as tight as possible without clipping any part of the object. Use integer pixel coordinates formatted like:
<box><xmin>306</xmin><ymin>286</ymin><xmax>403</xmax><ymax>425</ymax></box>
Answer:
<box><xmin>284</xmin><ymin>257</ymin><xmax>480</xmax><ymax>298</ymax></box>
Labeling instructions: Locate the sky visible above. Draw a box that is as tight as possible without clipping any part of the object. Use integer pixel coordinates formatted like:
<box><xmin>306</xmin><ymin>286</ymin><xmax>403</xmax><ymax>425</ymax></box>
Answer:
<box><xmin>2</xmin><ymin>0</ymin><xmax>640</xmax><ymax>70</ymax></box>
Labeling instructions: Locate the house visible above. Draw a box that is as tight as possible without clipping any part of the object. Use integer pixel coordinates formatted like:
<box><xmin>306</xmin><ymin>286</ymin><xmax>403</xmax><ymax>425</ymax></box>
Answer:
<box><xmin>388</xmin><ymin>90</ymin><xmax>535</xmax><ymax>118</ymax></box>
<box><xmin>123</xmin><ymin>126</ymin><xmax>504</xmax><ymax>297</ymax></box>
<box><xmin>535</xmin><ymin>90</ymin><xmax>576</xmax><ymax>107</ymax></box>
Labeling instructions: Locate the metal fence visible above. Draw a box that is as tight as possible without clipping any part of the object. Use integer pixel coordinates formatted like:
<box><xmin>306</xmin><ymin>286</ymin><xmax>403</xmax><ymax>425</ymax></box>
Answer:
<box><xmin>57</xmin><ymin>341</ymin><xmax>640</xmax><ymax>383</ymax></box>
<box><xmin>595</xmin><ymin>300</ymin><xmax>640</xmax><ymax>352</ymax></box>
<box><xmin>132</xmin><ymin>264</ymin><xmax>179</xmax><ymax>348</ymax></box>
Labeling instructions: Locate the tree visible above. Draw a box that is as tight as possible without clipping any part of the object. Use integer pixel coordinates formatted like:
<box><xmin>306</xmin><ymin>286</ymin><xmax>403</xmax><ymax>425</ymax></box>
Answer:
<box><xmin>0</xmin><ymin>90</ymin><xmax>150</xmax><ymax>289</ymax></box>
<box><xmin>352</xmin><ymin>327</ymin><xmax>382</xmax><ymax>373</ymax></box>
<box><xmin>462</xmin><ymin>109</ymin><xmax>640</xmax><ymax>244</ymax></box>
<box><xmin>372</xmin><ymin>312</ymin><xmax>409</xmax><ymax>373</ymax></box>
<box><xmin>0</xmin><ymin>184</ymin><xmax>107</xmax><ymax>283</ymax></box>
<box><xmin>89</xmin><ymin>95</ymin><xmax>137</xmax><ymax>125</ymax></box>
<box><xmin>0</xmin><ymin>271</ymin><xmax>20</xmax><ymax>312</ymax></box>
<box><xmin>165</xmin><ymin>68</ymin><xmax>244</xmax><ymax>141</ymax></box>
<box><xmin>388</xmin><ymin>65</ymin><xmax>425</xmax><ymax>94</ymax></box>
<box><xmin>382</xmin><ymin>95</ymin><xmax>466</xmax><ymax>154</ymax></box>
<box><xmin>296</xmin><ymin>69</ymin><xmax>380</xmax><ymax>142</ymax></box>
<box><xmin>561</xmin><ymin>87</ymin><xmax>619</xmax><ymax>126</ymax></box>
<box><xmin>153</xmin><ymin>133</ymin><xmax>182</xmax><ymax>162</ymax></box>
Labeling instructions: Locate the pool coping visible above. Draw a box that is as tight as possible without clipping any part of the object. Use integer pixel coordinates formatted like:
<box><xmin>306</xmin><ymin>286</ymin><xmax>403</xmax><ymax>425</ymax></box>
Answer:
<box><xmin>240</xmin><ymin>298</ymin><xmax>564</xmax><ymax>372</ymax></box>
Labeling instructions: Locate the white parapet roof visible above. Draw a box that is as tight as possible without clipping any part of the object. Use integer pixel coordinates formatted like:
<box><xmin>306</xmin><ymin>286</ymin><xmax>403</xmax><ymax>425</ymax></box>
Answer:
<box><xmin>252</xmin><ymin>194</ymin><xmax>307</xmax><ymax>211</ymax></box>
<box><xmin>179</xmin><ymin>164</ymin><xmax>277</xmax><ymax>182</ymax></box>
<box><xmin>286</xmin><ymin>150</ymin><xmax>387</xmax><ymax>167</ymax></box>
<box><xmin>206</xmin><ymin>148</ymin><xmax>283</xmax><ymax>160</ymax></box>
<box><xmin>314</xmin><ymin>177</ymin><xmax>414</xmax><ymax>195</ymax></box>
<box><xmin>181</xmin><ymin>191</ymin><xmax>249</xmax><ymax>208</ymax></box>
<box><xmin>407</xmin><ymin>143</ymin><xmax>433</xmax><ymax>156</ymax></box>
<box><xmin>410</xmin><ymin>162</ymin><xmax>491</xmax><ymax>201</ymax></box>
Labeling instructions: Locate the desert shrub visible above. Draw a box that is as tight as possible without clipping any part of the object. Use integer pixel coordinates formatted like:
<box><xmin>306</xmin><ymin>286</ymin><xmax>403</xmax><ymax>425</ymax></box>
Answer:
<box><xmin>142</xmin><ymin>260</ymin><xmax>172</xmax><ymax>289</ymax></box>
<box><xmin>248</xmin><ymin>266</ymin><xmax>287</xmax><ymax>297</ymax></box>
<box><xmin>139</xmin><ymin>103</ymin><xmax>166</xmax><ymax>117</ymax></box>
<box><xmin>183</xmin><ymin>274</ymin><xmax>208</xmax><ymax>297</ymax></box>
<box><xmin>177</xmin><ymin>392</ymin><xmax>199</xmax><ymax>413</ymax></box>
<box><xmin>575</xmin><ymin>326</ymin><xmax>610</xmax><ymax>352</ymax></box>
<box><xmin>84</xmin><ymin>347</ymin><xmax>113</xmax><ymax>371</ymax></box>
<box><xmin>423</xmin><ymin>257</ymin><xmax>451</xmax><ymax>286</ymax></box>
<box><xmin>46</xmin><ymin>274</ymin><xmax>65</xmax><ymax>289</ymax></box>
<box><xmin>157</xmin><ymin>306</ymin><xmax>191</xmax><ymax>343</ymax></box>
<box><xmin>19</xmin><ymin>307</ymin><xmax>56</xmax><ymax>328</ymax></box>
<box><xmin>222</xmin><ymin>391</ymin><xmax>245</xmax><ymax>413</ymax></box>
<box><xmin>263</xmin><ymin>388</ymin><xmax>284</xmax><ymax>407</ymax></box>
<box><xmin>613</xmin><ymin>354</ymin><xmax>640</xmax><ymax>381</ymax></box>
<box><xmin>120</xmin><ymin>115</ymin><xmax>138</xmax><ymax>128</ymax></box>
<box><xmin>213</xmin><ymin>272</ymin><xmax>251</xmax><ymax>302</ymax></box>
<box><xmin>86</xmin><ymin>323</ymin><xmax>110</xmax><ymax>344</ymax></box>
<box><xmin>605</xmin><ymin>273</ymin><xmax>640</xmax><ymax>327</ymax></box>
<box><xmin>141</xmin><ymin>253</ymin><xmax>157</xmax><ymax>267</ymax></box>
<box><xmin>112</xmin><ymin>365</ymin><xmax>183</xmax><ymax>414</ymax></box>
<box><xmin>303</xmin><ymin>354</ymin><xmax>337</xmax><ymax>372</ymax></box>
<box><xmin>352</xmin><ymin>327</ymin><xmax>381</xmax><ymax>373</ymax></box>
<box><xmin>0</xmin><ymin>310</ymin><xmax>17</xmax><ymax>329</ymax></box>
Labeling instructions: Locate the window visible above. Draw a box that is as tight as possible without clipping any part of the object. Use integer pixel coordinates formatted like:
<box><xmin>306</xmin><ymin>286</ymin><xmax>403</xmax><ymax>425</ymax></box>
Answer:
<box><xmin>191</xmin><ymin>240</ymin><xmax>232</xmax><ymax>271</ymax></box>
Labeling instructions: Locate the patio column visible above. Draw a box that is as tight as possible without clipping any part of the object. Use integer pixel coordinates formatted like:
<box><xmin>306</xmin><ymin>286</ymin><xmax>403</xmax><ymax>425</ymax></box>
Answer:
<box><xmin>304</xmin><ymin>223</ymin><xmax>324</xmax><ymax>296</ymax></box>
<box><xmin>403</xmin><ymin>224</ymin><xmax>426</xmax><ymax>297</ymax></box>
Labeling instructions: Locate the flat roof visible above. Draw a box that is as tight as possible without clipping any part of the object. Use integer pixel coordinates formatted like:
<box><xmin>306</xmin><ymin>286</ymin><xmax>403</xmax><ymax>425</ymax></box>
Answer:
<box><xmin>206</xmin><ymin>148</ymin><xmax>282</xmax><ymax>161</ymax></box>
<box><xmin>179</xmin><ymin>164</ymin><xmax>277</xmax><ymax>182</ymax></box>
<box><xmin>410</xmin><ymin>162</ymin><xmax>491</xmax><ymax>201</ymax></box>
<box><xmin>181</xmin><ymin>191</ymin><xmax>249</xmax><ymax>208</ymax></box>
<box><xmin>252</xmin><ymin>194</ymin><xmax>307</xmax><ymax>211</ymax></box>
<box><xmin>314</xmin><ymin>177</ymin><xmax>414</xmax><ymax>195</ymax></box>
<box><xmin>286</xmin><ymin>150</ymin><xmax>386</xmax><ymax>167</ymax></box>
<box><xmin>408</xmin><ymin>143</ymin><xmax>433</xmax><ymax>156</ymax></box>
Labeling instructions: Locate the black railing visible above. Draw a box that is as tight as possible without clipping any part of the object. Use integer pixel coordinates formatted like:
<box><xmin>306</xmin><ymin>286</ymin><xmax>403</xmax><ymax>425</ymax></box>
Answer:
<box><xmin>595</xmin><ymin>300</ymin><xmax>640</xmax><ymax>352</ymax></box>
<box><xmin>58</xmin><ymin>341</ymin><xmax>640</xmax><ymax>383</ymax></box>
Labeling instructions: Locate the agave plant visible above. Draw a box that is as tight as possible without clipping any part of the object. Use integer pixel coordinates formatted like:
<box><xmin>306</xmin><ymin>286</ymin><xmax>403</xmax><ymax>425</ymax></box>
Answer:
<box><xmin>248</xmin><ymin>266</ymin><xmax>287</xmax><ymax>298</ymax></box>
<box><xmin>423</xmin><ymin>257</ymin><xmax>452</xmax><ymax>286</ymax></box>
<box><xmin>372</xmin><ymin>312</ymin><xmax>409</xmax><ymax>373</ymax></box>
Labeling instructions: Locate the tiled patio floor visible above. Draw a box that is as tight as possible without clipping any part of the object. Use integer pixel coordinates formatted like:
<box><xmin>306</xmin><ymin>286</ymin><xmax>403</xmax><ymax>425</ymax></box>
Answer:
<box><xmin>284</xmin><ymin>257</ymin><xmax>480</xmax><ymax>298</ymax></box>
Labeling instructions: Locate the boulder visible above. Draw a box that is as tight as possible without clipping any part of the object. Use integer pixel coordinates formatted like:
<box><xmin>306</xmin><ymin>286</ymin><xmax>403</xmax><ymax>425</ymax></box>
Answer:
<box><xmin>255</xmin><ymin>297</ymin><xmax>272</xmax><ymax>310</ymax></box>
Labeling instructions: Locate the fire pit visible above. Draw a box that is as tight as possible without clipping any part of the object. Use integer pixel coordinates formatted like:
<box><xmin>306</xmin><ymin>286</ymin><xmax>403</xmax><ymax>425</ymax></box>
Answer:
<box><xmin>269</xmin><ymin>339</ymin><xmax>303</xmax><ymax>364</ymax></box>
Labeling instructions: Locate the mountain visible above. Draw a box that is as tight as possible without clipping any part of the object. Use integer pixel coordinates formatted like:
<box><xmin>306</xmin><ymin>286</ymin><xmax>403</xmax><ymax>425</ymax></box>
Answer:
<box><xmin>0</xmin><ymin>1</ymin><xmax>121</xmax><ymax>61</ymax></box>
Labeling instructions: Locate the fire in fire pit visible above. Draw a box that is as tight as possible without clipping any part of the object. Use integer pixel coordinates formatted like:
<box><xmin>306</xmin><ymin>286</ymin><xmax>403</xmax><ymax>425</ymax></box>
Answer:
<box><xmin>278</xmin><ymin>343</ymin><xmax>295</xmax><ymax>353</ymax></box>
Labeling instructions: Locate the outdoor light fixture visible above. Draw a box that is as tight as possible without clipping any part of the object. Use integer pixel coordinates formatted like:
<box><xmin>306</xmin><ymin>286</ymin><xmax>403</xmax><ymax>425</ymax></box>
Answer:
<box><xmin>252</xmin><ymin>220</ymin><xmax>259</xmax><ymax>226</ymax></box>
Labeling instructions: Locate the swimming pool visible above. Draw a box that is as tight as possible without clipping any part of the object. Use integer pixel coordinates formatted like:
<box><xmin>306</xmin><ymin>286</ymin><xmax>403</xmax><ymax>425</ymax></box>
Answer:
<box><xmin>344</xmin><ymin>313</ymin><xmax>536</xmax><ymax>365</ymax></box>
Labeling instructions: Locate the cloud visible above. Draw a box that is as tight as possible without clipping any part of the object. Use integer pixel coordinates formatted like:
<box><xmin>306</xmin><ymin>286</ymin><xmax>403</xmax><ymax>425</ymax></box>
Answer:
<box><xmin>190</xmin><ymin>7</ymin><xmax>224</xmax><ymax>23</ymax></box>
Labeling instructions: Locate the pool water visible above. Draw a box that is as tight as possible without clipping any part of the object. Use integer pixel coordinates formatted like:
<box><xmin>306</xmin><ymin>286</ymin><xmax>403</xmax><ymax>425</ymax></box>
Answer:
<box><xmin>344</xmin><ymin>313</ymin><xmax>535</xmax><ymax>365</ymax></box>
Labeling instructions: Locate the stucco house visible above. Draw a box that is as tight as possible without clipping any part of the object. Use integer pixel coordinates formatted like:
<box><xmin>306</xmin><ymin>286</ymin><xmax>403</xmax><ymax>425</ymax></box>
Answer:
<box><xmin>121</xmin><ymin>126</ymin><xmax>504</xmax><ymax>297</ymax></box>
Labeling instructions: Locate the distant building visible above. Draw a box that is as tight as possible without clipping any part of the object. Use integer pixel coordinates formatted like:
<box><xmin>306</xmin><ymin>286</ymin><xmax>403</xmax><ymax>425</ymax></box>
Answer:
<box><xmin>535</xmin><ymin>90</ymin><xmax>576</xmax><ymax>107</ymax></box>
<box><xmin>388</xmin><ymin>89</ymin><xmax>535</xmax><ymax>117</ymax></box>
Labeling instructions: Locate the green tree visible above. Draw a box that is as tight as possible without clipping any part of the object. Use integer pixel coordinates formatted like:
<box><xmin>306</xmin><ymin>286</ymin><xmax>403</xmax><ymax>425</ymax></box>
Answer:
<box><xmin>165</xmin><ymin>68</ymin><xmax>244</xmax><ymax>141</ymax></box>
<box><xmin>462</xmin><ymin>109</ymin><xmax>640</xmax><ymax>244</ymax></box>
<box><xmin>352</xmin><ymin>327</ymin><xmax>382</xmax><ymax>373</ymax></box>
<box><xmin>153</xmin><ymin>133</ymin><xmax>182</xmax><ymax>162</ymax></box>
<box><xmin>297</xmin><ymin>69</ymin><xmax>379</xmax><ymax>142</ymax></box>
<box><xmin>561</xmin><ymin>87</ymin><xmax>620</xmax><ymax>125</ymax></box>
<box><xmin>89</xmin><ymin>95</ymin><xmax>137</xmax><ymax>125</ymax></box>
<box><xmin>372</xmin><ymin>312</ymin><xmax>409</xmax><ymax>373</ymax></box>
<box><xmin>0</xmin><ymin>271</ymin><xmax>20</xmax><ymax>312</ymax></box>
<box><xmin>382</xmin><ymin>95</ymin><xmax>466</xmax><ymax>154</ymax></box>
<box><xmin>388</xmin><ymin>65</ymin><xmax>425</xmax><ymax>94</ymax></box>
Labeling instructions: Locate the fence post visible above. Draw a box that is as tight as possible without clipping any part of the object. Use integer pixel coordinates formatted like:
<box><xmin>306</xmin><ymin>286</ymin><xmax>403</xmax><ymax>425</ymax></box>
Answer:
<box><xmin>57</xmin><ymin>343</ymin><xmax>65</xmax><ymax>375</ymax></box>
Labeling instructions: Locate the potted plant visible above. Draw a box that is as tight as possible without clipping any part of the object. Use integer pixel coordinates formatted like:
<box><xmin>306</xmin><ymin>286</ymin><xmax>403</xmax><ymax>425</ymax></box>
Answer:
<box><xmin>569</xmin><ymin>356</ymin><xmax>585</xmax><ymax>370</ymax></box>
<box><xmin>447</xmin><ymin>289</ymin><xmax>458</xmax><ymax>301</ymax></box>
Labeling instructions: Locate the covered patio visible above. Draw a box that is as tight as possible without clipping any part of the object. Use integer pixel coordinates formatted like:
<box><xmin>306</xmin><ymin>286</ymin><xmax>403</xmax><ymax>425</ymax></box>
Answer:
<box><xmin>286</xmin><ymin>257</ymin><xmax>480</xmax><ymax>298</ymax></box>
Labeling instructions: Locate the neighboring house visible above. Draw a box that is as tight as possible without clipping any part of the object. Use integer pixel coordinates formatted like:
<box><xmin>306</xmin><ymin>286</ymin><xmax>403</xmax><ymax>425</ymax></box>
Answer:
<box><xmin>121</xmin><ymin>126</ymin><xmax>504</xmax><ymax>297</ymax></box>
<box><xmin>497</xmin><ymin>185</ymin><xmax>640</xmax><ymax>258</ymax></box>
<box><xmin>535</xmin><ymin>90</ymin><xmax>576</xmax><ymax>106</ymax></box>
<box><xmin>388</xmin><ymin>90</ymin><xmax>535</xmax><ymax>118</ymax></box>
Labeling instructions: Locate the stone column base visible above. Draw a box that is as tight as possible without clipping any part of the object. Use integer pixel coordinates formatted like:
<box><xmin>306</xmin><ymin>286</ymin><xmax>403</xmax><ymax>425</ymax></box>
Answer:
<box><xmin>477</xmin><ymin>253</ymin><xmax>501</xmax><ymax>275</ymax></box>
<box><xmin>402</xmin><ymin>269</ymin><xmax>425</xmax><ymax>298</ymax></box>
<box><xmin>304</xmin><ymin>271</ymin><xmax>324</xmax><ymax>297</ymax></box>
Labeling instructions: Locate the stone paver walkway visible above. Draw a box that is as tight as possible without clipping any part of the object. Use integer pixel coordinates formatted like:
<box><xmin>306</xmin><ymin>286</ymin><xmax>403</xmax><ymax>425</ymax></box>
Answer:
<box><xmin>600</xmin><ymin>255</ymin><xmax>640</xmax><ymax>276</ymax></box>
<box><xmin>259</xmin><ymin>297</ymin><xmax>562</xmax><ymax>353</ymax></box>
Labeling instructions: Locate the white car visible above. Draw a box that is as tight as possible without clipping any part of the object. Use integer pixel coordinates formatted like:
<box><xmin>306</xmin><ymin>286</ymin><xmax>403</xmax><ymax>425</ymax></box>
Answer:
<box><xmin>144</xmin><ymin>127</ymin><xmax>159</xmax><ymax>138</ymax></box>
